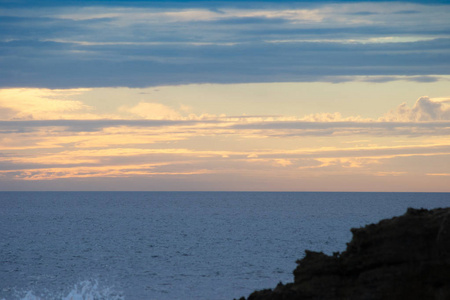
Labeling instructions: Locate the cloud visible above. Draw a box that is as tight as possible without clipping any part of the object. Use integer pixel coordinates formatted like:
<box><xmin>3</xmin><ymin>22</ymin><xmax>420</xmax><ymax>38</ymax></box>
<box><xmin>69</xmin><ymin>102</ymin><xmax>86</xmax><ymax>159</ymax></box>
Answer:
<box><xmin>232</xmin><ymin>120</ymin><xmax>450</xmax><ymax>130</ymax></box>
<box><xmin>1</xmin><ymin>3</ymin><xmax>450</xmax><ymax>88</ymax></box>
<box><xmin>211</xmin><ymin>16</ymin><xmax>288</xmax><ymax>25</ymax></box>
<box><xmin>374</xmin><ymin>171</ymin><xmax>408</xmax><ymax>176</ymax></box>
<box><xmin>0</xmin><ymin>163</ymin><xmax>212</xmax><ymax>180</ymax></box>
<box><xmin>274</xmin><ymin>158</ymin><xmax>292</xmax><ymax>167</ymax></box>
<box><xmin>358</xmin><ymin>75</ymin><xmax>442</xmax><ymax>83</ymax></box>
<box><xmin>381</xmin><ymin>96</ymin><xmax>450</xmax><ymax>122</ymax></box>
<box><xmin>2</xmin><ymin>37</ymin><xmax>448</xmax><ymax>88</ymax></box>
<box><xmin>0</xmin><ymin>88</ymin><xmax>94</xmax><ymax>120</ymax></box>
<box><xmin>3</xmin><ymin>118</ymin><xmax>449</xmax><ymax>140</ymax></box>
<box><xmin>223</xmin><ymin>97</ymin><xmax>450</xmax><ymax>137</ymax></box>
<box><xmin>0</xmin><ymin>86</ymin><xmax>448</xmax><ymax>191</ymax></box>
<box><xmin>299</xmin><ymin>112</ymin><xmax>369</xmax><ymax>122</ymax></box>
<box><xmin>426</xmin><ymin>173</ymin><xmax>450</xmax><ymax>176</ymax></box>
<box><xmin>0</xmin><ymin>119</ymin><xmax>202</xmax><ymax>132</ymax></box>
<box><xmin>2</xmin><ymin>143</ymin><xmax>449</xmax><ymax>182</ymax></box>
<box><xmin>1</xmin><ymin>95</ymin><xmax>449</xmax><ymax>139</ymax></box>
<box><xmin>119</xmin><ymin>102</ymin><xmax>182</xmax><ymax>120</ymax></box>
<box><xmin>392</xmin><ymin>10</ymin><xmax>421</xmax><ymax>14</ymax></box>
<box><xmin>296</xmin><ymin>157</ymin><xmax>380</xmax><ymax>170</ymax></box>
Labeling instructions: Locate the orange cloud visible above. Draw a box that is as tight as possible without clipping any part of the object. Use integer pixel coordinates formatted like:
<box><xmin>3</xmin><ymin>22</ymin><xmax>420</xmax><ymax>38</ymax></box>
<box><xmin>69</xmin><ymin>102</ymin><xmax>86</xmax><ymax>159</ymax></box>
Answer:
<box><xmin>0</xmin><ymin>88</ymin><xmax>94</xmax><ymax>120</ymax></box>
<box><xmin>0</xmin><ymin>163</ymin><xmax>213</xmax><ymax>181</ymax></box>
<box><xmin>119</xmin><ymin>102</ymin><xmax>182</xmax><ymax>120</ymax></box>
<box><xmin>0</xmin><ymin>88</ymin><xmax>449</xmax><ymax>191</ymax></box>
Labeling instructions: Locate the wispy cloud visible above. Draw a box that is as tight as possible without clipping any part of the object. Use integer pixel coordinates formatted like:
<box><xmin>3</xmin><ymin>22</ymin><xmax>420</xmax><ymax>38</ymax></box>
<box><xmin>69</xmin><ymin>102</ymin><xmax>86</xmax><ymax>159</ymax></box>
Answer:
<box><xmin>1</xmin><ymin>0</ymin><xmax>449</xmax><ymax>191</ymax></box>
<box><xmin>1</xmin><ymin>143</ymin><xmax>449</xmax><ymax>182</ymax></box>
<box><xmin>1</xmin><ymin>93</ymin><xmax>449</xmax><ymax>142</ymax></box>
<box><xmin>426</xmin><ymin>173</ymin><xmax>450</xmax><ymax>176</ymax></box>
<box><xmin>0</xmin><ymin>164</ymin><xmax>212</xmax><ymax>180</ymax></box>
<box><xmin>1</xmin><ymin>2</ymin><xmax>450</xmax><ymax>88</ymax></box>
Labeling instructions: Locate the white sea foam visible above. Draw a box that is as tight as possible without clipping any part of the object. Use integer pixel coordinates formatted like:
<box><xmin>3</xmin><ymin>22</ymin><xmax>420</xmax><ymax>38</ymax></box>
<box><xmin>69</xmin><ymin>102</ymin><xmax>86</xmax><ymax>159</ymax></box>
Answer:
<box><xmin>4</xmin><ymin>280</ymin><xmax>124</xmax><ymax>300</ymax></box>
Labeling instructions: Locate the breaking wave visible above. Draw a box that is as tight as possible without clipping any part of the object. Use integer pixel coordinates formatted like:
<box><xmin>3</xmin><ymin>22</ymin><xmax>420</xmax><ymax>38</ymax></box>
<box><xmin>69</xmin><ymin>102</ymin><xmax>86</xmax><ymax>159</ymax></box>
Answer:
<box><xmin>2</xmin><ymin>280</ymin><xmax>124</xmax><ymax>300</ymax></box>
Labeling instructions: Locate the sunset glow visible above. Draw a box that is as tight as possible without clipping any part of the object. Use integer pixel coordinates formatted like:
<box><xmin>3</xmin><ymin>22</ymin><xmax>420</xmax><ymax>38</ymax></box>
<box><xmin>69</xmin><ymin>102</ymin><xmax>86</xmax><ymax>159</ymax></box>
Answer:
<box><xmin>1</xmin><ymin>1</ymin><xmax>449</xmax><ymax>191</ymax></box>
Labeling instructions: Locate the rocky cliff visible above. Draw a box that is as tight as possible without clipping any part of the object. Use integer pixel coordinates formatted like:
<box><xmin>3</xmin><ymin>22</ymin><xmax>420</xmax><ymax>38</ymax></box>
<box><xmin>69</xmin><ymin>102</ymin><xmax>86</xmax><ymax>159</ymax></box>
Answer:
<box><xmin>238</xmin><ymin>207</ymin><xmax>450</xmax><ymax>300</ymax></box>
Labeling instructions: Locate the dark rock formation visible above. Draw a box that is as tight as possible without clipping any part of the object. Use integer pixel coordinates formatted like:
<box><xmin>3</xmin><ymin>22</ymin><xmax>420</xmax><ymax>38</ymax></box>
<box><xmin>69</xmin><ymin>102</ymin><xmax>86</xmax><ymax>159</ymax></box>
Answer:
<box><xmin>238</xmin><ymin>207</ymin><xmax>450</xmax><ymax>300</ymax></box>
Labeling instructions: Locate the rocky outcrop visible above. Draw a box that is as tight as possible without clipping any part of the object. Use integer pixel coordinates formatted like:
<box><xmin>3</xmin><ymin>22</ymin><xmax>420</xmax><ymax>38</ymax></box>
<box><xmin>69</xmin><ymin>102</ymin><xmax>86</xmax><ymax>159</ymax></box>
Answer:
<box><xmin>238</xmin><ymin>207</ymin><xmax>450</xmax><ymax>300</ymax></box>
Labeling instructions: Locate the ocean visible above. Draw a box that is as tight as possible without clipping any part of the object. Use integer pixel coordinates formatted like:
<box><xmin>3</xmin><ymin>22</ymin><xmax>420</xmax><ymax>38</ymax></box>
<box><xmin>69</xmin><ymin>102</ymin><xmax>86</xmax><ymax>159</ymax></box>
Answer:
<box><xmin>1</xmin><ymin>192</ymin><xmax>449</xmax><ymax>300</ymax></box>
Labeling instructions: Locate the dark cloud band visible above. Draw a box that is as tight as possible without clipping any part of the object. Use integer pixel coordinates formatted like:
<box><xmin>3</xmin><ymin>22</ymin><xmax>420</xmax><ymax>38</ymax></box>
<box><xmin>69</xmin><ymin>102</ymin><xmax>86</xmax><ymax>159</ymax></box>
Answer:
<box><xmin>1</xmin><ymin>2</ymin><xmax>449</xmax><ymax>88</ymax></box>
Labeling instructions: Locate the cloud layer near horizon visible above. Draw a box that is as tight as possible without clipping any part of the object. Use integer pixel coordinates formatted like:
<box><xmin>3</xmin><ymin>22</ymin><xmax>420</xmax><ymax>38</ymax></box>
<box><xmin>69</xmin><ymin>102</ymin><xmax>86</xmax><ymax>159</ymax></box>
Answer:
<box><xmin>0</xmin><ymin>86</ymin><xmax>449</xmax><ymax>191</ymax></box>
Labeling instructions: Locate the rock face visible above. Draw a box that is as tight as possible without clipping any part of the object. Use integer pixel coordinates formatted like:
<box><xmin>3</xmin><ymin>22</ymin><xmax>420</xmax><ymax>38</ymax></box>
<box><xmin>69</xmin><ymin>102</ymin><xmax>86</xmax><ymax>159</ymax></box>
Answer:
<box><xmin>239</xmin><ymin>207</ymin><xmax>450</xmax><ymax>300</ymax></box>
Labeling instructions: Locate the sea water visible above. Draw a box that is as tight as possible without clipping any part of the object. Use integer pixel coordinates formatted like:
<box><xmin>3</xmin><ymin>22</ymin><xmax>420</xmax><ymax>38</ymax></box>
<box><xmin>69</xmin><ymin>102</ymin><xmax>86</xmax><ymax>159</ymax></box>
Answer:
<box><xmin>1</xmin><ymin>192</ymin><xmax>449</xmax><ymax>300</ymax></box>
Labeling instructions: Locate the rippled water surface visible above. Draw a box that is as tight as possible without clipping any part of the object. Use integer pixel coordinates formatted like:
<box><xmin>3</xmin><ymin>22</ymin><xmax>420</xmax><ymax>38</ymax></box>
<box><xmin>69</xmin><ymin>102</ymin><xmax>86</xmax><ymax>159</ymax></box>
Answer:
<box><xmin>1</xmin><ymin>192</ymin><xmax>449</xmax><ymax>300</ymax></box>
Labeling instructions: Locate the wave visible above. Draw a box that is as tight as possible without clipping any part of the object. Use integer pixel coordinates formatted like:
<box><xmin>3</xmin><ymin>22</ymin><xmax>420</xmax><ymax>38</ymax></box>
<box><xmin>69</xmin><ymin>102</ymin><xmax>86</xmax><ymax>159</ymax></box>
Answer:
<box><xmin>2</xmin><ymin>280</ymin><xmax>124</xmax><ymax>300</ymax></box>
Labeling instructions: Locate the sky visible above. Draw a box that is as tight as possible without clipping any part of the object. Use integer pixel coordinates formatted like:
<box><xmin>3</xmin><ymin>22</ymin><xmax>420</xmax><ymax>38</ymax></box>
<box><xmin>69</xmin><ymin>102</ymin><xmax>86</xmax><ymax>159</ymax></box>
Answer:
<box><xmin>0</xmin><ymin>0</ymin><xmax>449</xmax><ymax>191</ymax></box>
